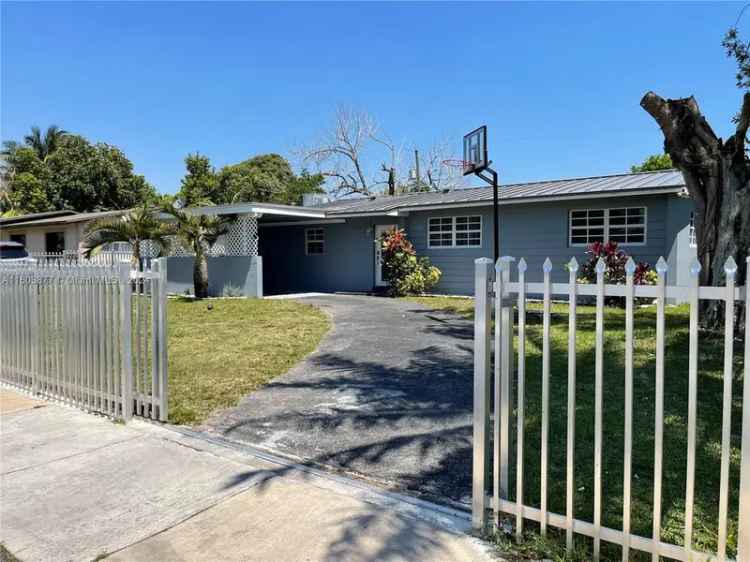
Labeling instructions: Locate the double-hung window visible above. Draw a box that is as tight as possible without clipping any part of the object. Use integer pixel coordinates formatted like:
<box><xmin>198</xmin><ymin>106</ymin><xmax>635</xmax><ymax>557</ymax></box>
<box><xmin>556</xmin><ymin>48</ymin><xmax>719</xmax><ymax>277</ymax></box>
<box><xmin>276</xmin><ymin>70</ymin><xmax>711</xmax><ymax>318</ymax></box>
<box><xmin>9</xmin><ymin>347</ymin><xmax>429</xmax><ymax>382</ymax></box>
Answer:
<box><xmin>569</xmin><ymin>207</ymin><xmax>646</xmax><ymax>246</ymax></box>
<box><xmin>428</xmin><ymin>216</ymin><xmax>482</xmax><ymax>248</ymax></box>
<box><xmin>305</xmin><ymin>228</ymin><xmax>325</xmax><ymax>255</ymax></box>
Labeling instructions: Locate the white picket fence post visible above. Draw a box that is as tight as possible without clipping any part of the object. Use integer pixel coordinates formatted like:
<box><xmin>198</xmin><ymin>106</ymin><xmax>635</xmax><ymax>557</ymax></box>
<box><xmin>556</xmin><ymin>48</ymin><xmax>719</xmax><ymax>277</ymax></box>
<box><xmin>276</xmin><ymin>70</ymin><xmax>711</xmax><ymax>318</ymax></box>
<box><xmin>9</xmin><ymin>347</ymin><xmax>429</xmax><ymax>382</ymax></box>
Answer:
<box><xmin>565</xmin><ymin>257</ymin><xmax>579</xmax><ymax>552</ymax></box>
<box><xmin>516</xmin><ymin>257</ymin><xmax>528</xmax><ymax>542</ymax></box>
<box><xmin>652</xmin><ymin>256</ymin><xmax>668</xmax><ymax>562</ymax></box>
<box><xmin>151</xmin><ymin>258</ymin><xmax>169</xmax><ymax>421</ymax></box>
<box><xmin>473</xmin><ymin>253</ymin><xmax>750</xmax><ymax>561</ymax></box>
<box><xmin>494</xmin><ymin>256</ymin><xmax>514</xmax><ymax>520</ymax></box>
<box><xmin>739</xmin><ymin>256</ymin><xmax>750</xmax><ymax>561</ymax></box>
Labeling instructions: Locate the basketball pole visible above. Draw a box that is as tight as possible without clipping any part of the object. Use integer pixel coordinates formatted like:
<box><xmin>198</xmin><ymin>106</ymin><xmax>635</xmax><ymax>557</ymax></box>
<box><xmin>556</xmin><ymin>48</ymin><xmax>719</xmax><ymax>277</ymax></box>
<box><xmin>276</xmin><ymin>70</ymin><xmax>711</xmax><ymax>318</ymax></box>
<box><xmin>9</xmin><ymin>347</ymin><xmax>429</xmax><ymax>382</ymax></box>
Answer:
<box><xmin>475</xmin><ymin>167</ymin><xmax>499</xmax><ymax>262</ymax></box>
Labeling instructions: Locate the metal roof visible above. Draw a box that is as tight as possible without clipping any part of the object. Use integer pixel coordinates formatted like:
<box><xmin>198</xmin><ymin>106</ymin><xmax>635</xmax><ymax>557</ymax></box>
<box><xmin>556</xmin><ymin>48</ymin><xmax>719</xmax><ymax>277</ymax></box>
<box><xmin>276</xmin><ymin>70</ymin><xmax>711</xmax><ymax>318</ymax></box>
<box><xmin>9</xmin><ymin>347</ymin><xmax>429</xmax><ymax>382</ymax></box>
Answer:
<box><xmin>0</xmin><ymin>210</ymin><xmax>76</xmax><ymax>226</ymax></box>
<box><xmin>186</xmin><ymin>201</ymin><xmax>326</xmax><ymax>219</ymax></box>
<box><xmin>1</xmin><ymin>209</ymin><xmax>128</xmax><ymax>228</ymax></box>
<box><xmin>316</xmin><ymin>170</ymin><xmax>685</xmax><ymax>215</ymax></box>
<box><xmin>0</xmin><ymin>170</ymin><xmax>686</xmax><ymax>228</ymax></box>
<box><xmin>3</xmin><ymin>202</ymin><xmax>324</xmax><ymax>229</ymax></box>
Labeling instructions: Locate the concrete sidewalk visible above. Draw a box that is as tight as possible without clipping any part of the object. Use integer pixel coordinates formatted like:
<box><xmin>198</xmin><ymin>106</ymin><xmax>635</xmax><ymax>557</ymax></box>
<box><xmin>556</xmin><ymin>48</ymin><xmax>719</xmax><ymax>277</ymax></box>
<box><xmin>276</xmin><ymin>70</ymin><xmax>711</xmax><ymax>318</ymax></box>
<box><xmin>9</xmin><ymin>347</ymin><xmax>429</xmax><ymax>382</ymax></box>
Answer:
<box><xmin>0</xmin><ymin>389</ymin><xmax>496</xmax><ymax>562</ymax></box>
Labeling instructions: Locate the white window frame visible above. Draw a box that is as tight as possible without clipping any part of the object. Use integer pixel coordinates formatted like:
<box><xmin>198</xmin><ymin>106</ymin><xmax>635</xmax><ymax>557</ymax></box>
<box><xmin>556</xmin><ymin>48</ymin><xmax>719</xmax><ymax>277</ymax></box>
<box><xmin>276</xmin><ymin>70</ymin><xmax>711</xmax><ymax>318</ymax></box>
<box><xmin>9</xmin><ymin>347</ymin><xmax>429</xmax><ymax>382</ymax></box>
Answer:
<box><xmin>305</xmin><ymin>227</ymin><xmax>325</xmax><ymax>256</ymax></box>
<box><xmin>568</xmin><ymin>207</ymin><xmax>647</xmax><ymax>247</ymax></box>
<box><xmin>427</xmin><ymin>215</ymin><xmax>482</xmax><ymax>249</ymax></box>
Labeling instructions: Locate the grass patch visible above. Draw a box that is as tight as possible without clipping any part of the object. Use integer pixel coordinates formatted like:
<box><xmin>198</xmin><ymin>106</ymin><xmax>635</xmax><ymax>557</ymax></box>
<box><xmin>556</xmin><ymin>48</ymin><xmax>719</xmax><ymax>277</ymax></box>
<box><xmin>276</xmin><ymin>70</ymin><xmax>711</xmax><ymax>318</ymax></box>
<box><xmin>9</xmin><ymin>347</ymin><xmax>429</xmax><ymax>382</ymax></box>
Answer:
<box><xmin>167</xmin><ymin>297</ymin><xmax>329</xmax><ymax>425</ymax></box>
<box><xmin>490</xmin><ymin>523</ymin><xmax>592</xmax><ymax>561</ymax></box>
<box><xmin>404</xmin><ymin>295</ymin><xmax>742</xmax><ymax>560</ymax></box>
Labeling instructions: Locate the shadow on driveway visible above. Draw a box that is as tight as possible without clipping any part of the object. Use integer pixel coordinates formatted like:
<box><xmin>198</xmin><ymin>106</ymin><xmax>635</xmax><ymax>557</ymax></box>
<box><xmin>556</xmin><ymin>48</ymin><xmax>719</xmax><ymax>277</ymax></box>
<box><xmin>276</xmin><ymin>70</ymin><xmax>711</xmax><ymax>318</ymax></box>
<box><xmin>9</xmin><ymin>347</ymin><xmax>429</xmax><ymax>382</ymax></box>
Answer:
<box><xmin>201</xmin><ymin>294</ymin><xmax>476</xmax><ymax>504</ymax></box>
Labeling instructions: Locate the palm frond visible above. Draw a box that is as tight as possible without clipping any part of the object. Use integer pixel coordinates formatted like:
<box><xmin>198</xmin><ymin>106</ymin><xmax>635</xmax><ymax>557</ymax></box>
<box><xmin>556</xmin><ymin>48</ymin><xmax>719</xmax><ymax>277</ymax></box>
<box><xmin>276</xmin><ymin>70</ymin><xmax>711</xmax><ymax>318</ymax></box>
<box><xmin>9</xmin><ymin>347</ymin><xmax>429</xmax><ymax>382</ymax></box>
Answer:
<box><xmin>81</xmin><ymin>218</ymin><xmax>137</xmax><ymax>257</ymax></box>
<box><xmin>162</xmin><ymin>203</ymin><xmax>230</xmax><ymax>250</ymax></box>
<box><xmin>82</xmin><ymin>205</ymin><xmax>173</xmax><ymax>257</ymax></box>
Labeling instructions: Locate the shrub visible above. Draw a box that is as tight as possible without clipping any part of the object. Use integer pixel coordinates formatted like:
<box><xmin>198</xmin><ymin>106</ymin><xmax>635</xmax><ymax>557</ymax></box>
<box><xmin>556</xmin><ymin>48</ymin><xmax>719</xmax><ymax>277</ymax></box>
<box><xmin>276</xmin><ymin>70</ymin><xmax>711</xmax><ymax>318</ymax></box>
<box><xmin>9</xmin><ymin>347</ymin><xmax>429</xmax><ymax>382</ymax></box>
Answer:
<box><xmin>577</xmin><ymin>241</ymin><xmax>657</xmax><ymax>305</ymax></box>
<box><xmin>222</xmin><ymin>284</ymin><xmax>244</xmax><ymax>297</ymax></box>
<box><xmin>380</xmin><ymin>228</ymin><xmax>442</xmax><ymax>296</ymax></box>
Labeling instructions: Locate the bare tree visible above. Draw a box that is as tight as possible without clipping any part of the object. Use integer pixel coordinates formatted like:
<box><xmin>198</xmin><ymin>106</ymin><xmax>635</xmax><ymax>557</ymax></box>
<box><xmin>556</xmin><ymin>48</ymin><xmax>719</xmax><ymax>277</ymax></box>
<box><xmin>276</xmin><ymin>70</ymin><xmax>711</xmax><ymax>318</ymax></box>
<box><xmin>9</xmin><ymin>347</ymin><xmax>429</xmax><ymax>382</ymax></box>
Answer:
<box><xmin>640</xmin><ymin>22</ymin><xmax>750</xmax><ymax>328</ymax></box>
<box><xmin>301</xmin><ymin>106</ymin><xmax>465</xmax><ymax>197</ymax></box>
<box><xmin>302</xmin><ymin>106</ymin><xmax>378</xmax><ymax>197</ymax></box>
<box><xmin>371</xmin><ymin>132</ymin><xmax>403</xmax><ymax>196</ymax></box>
<box><xmin>419</xmin><ymin>139</ymin><xmax>466</xmax><ymax>191</ymax></box>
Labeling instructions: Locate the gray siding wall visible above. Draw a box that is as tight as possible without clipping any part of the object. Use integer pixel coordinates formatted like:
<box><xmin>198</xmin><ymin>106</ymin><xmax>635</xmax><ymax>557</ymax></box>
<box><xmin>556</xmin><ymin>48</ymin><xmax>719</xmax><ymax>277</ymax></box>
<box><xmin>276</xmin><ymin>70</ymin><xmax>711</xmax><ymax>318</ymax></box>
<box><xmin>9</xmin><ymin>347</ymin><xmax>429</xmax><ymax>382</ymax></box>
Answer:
<box><xmin>257</xmin><ymin>193</ymin><xmax>694</xmax><ymax>297</ymax></box>
<box><xmin>406</xmin><ymin>194</ymin><xmax>694</xmax><ymax>295</ymax></box>
<box><xmin>260</xmin><ymin>218</ymin><xmax>402</xmax><ymax>295</ymax></box>
<box><xmin>166</xmin><ymin>256</ymin><xmax>263</xmax><ymax>298</ymax></box>
<box><xmin>406</xmin><ymin>207</ymin><xmax>495</xmax><ymax>295</ymax></box>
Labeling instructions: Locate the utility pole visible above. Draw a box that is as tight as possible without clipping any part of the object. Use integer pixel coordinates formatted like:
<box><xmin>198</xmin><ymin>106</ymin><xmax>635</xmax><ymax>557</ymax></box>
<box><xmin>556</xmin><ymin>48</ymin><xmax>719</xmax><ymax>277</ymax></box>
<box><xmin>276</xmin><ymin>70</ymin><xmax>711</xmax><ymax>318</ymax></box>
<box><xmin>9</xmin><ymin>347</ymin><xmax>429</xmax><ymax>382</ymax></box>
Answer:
<box><xmin>414</xmin><ymin>149</ymin><xmax>421</xmax><ymax>191</ymax></box>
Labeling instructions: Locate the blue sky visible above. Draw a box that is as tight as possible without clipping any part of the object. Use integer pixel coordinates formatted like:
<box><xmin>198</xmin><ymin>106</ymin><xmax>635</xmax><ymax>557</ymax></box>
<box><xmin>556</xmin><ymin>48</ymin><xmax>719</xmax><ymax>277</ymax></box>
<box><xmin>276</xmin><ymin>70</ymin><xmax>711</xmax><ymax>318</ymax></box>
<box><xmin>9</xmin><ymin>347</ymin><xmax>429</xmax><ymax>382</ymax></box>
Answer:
<box><xmin>0</xmin><ymin>1</ymin><xmax>744</xmax><ymax>195</ymax></box>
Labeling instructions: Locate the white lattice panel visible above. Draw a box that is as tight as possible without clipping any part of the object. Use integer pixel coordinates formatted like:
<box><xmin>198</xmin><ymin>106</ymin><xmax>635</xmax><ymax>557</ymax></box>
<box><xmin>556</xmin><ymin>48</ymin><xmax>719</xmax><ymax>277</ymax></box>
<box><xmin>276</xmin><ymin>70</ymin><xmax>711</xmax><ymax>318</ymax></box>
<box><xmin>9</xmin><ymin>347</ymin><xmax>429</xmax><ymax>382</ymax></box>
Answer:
<box><xmin>140</xmin><ymin>240</ymin><xmax>159</xmax><ymax>258</ymax></box>
<box><xmin>224</xmin><ymin>214</ymin><xmax>259</xmax><ymax>256</ymax></box>
<box><xmin>157</xmin><ymin>214</ymin><xmax>258</xmax><ymax>257</ymax></box>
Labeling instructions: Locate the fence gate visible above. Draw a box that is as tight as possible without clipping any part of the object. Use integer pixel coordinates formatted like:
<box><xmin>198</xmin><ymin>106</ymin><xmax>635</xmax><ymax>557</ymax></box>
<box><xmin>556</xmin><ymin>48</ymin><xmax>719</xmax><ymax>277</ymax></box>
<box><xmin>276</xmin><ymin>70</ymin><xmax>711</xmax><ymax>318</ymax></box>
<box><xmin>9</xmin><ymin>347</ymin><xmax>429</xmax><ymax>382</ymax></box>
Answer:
<box><xmin>0</xmin><ymin>259</ymin><xmax>168</xmax><ymax>421</ymax></box>
<box><xmin>473</xmin><ymin>255</ymin><xmax>750</xmax><ymax>562</ymax></box>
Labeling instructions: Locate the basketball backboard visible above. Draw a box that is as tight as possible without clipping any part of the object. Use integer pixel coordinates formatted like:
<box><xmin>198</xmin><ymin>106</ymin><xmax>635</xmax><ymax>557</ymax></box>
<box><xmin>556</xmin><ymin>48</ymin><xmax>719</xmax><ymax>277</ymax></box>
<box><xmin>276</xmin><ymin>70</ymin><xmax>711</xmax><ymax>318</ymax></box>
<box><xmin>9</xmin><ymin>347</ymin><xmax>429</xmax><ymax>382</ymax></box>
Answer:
<box><xmin>463</xmin><ymin>126</ymin><xmax>488</xmax><ymax>175</ymax></box>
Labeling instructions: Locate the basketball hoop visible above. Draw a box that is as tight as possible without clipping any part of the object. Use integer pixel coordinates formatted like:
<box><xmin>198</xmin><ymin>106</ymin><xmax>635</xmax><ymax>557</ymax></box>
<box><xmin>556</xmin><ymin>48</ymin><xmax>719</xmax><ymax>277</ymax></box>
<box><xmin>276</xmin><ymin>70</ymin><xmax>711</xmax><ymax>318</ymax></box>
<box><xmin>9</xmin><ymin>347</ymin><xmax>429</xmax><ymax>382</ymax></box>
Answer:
<box><xmin>454</xmin><ymin>124</ymin><xmax>499</xmax><ymax>260</ymax></box>
<box><xmin>442</xmin><ymin>159</ymin><xmax>476</xmax><ymax>176</ymax></box>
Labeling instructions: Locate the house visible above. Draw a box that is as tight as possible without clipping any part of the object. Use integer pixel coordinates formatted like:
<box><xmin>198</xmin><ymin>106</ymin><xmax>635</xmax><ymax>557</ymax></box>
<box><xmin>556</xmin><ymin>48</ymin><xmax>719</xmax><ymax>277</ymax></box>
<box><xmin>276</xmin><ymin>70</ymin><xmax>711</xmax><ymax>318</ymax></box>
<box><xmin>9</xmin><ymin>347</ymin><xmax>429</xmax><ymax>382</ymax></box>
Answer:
<box><xmin>260</xmin><ymin>169</ymin><xmax>695</xmax><ymax>294</ymax></box>
<box><xmin>0</xmin><ymin>169</ymin><xmax>695</xmax><ymax>297</ymax></box>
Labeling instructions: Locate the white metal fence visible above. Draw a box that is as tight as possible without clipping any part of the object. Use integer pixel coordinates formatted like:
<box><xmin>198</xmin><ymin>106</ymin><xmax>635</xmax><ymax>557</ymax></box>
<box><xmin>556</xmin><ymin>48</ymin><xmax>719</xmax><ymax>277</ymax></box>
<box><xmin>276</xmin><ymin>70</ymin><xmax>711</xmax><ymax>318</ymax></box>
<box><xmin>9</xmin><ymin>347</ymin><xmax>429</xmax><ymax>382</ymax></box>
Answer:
<box><xmin>473</xmin><ymin>254</ymin><xmax>750</xmax><ymax>562</ymax></box>
<box><xmin>0</xmin><ymin>259</ymin><xmax>168</xmax><ymax>421</ymax></box>
<box><xmin>31</xmin><ymin>250</ymin><xmax>133</xmax><ymax>265</ymax></box>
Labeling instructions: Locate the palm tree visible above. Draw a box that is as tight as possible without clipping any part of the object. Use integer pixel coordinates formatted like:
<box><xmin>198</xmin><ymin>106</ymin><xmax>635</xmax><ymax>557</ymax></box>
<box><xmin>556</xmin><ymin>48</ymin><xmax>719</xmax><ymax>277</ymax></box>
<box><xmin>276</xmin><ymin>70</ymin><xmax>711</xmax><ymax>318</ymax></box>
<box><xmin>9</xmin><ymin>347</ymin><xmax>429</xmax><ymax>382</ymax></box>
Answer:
<box><xmin>162</xmin><ymin>204</ymin><xmax>230</xmax><ymax>298</ymax></box>
<box><xmin>82</xmin><ymin>205</ymin><xmax>173</xmax><ymax>269</ymax></box>
<box><xmin>24</xmin><ymin>125</ymin><xmax>68</xmax><ymax>160</ymax></box>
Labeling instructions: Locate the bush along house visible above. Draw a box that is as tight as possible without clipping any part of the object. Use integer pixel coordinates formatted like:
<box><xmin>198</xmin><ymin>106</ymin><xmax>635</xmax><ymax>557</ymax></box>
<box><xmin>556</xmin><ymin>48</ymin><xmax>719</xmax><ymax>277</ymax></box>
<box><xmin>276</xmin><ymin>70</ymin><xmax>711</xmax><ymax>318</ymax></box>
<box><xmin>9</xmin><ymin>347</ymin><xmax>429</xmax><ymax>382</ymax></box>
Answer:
<box><xmin>0</xmin><ymin>170</ymin><xmax>695</xmax><ymax>298</ymax></box>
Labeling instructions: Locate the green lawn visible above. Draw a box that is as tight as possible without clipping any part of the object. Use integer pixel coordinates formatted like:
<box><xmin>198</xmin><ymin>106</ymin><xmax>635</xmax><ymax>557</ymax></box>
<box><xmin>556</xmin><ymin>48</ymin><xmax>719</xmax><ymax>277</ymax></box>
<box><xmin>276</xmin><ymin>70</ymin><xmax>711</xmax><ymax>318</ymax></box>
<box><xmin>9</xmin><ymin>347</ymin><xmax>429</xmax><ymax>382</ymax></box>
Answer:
<box><xmin>405</xmin><ymin>296</ymin><xmax>742</xmax><ymax>561</ymax></box>
<box><xmin>167</xmin><ymin>298</ymin><xmax>330</xmax><ymax>425</ymax></box>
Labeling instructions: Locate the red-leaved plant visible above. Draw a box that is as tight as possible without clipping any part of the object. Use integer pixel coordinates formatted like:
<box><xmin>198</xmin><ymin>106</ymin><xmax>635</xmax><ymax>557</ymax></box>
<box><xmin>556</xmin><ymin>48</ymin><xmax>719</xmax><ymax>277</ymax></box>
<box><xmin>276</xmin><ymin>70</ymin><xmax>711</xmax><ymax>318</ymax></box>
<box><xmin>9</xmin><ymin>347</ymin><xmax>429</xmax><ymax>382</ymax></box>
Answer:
<box><xmin>577</xmin><ymin>241</ymin><xmax>657</xmax><ymax>305</ymax></box>
<box><xmin>380</xmin><ymin>228</ymin><xmax>441</xmax><ymax>296</ymax></box>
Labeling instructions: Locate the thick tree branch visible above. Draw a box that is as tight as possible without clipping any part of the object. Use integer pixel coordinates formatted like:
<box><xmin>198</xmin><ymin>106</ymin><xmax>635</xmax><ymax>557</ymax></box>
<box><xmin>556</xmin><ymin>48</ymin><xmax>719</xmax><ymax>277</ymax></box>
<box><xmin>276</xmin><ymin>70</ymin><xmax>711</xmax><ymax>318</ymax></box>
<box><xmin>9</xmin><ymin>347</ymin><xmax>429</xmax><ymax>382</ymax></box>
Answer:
<box><xmin>732</xmin><ymin>91</ymin><xmax>750</xmax><ymax>159</ymax></box>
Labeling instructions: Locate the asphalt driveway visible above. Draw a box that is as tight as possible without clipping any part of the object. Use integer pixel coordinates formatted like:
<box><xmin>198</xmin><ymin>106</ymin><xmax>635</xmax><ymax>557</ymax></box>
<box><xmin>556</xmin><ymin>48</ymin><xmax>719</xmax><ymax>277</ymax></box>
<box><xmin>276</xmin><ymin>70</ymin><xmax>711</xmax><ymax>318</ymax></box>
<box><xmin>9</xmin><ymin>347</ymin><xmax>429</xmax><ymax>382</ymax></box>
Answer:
<box><xmin>201</xmin><ymin>294</ymin><xmax>475</xmax><ymax>505</ymax></box>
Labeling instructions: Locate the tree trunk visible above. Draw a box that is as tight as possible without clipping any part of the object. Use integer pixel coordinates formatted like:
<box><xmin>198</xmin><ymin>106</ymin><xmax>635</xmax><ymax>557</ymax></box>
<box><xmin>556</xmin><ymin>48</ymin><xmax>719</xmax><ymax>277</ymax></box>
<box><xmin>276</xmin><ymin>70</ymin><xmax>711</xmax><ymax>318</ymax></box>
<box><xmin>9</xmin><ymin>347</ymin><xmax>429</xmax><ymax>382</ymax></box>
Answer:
<box><xmin>641</xmin><ymin>91</ymin><xmax>750</xmax><ymax>329</ymax></box>
<box><xmin>131</xmin><ymin>239</ymin><xmax>141</xmax><ymax>271</ymax></box>
<box><xmin>193</xmin><ymin>250</ymin><xmax>209</xmax><ymax>299</ymax></box>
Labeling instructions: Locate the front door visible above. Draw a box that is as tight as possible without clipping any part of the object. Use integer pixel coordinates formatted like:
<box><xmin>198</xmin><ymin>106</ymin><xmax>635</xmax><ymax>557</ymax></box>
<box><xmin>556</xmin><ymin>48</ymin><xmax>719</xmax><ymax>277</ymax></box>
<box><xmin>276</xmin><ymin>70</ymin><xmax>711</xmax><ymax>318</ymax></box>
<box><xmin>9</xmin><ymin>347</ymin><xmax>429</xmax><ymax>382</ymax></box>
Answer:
<box><xmin>374</xmin><ymin>224</ymin><xmax>397</xmax><ymax>287</ymax></box>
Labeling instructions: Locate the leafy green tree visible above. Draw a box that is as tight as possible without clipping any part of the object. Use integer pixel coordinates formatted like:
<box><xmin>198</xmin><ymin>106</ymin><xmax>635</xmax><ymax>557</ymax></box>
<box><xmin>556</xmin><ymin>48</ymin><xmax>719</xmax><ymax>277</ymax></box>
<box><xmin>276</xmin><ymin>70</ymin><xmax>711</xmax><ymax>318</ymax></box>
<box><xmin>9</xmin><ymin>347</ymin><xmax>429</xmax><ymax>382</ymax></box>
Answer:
<box><xmin>162</xmin><ymin>204</ymin><xmax>230</xmax><ymax>298</ymax></box>
<box><xmin>8</xmin><ymin>173</ymin><xmax>50</xmax><ymax>212</ymax></box>
<box><xmin>177</xmin><ymin>152</ymin><xmax>324</xmax><ymax>206</ymax></box>
<box><xmin>284</xmin><ymin>169</ymin><xmax>325</xmax><ymax>205</ymax></box>
<box><xmin>81</xmin><ymin>205</ymin><xmax>173</xmax><ymax>268</ymax></box>
<box><xmin>1</xmin><ymin>146</ymin><xmax>51</xmax><ymax>213</ymax></box>
<box><xmin>217</xmin><ymin>153</ymin><xmax>294</xmax><ymax>203</ymax></box>
<box><xmin>44</xmin><ymin>135</ymin><xmax>157</xmax><ymax>212</ymax></box>
<box><xmin>1</xmin><ymin>129</ymin><xmax>157</xmax><ymax>214</ymax></box>
<box><xmin>23</xmin><ymin>125</ymin><xmax>68</xmax><ymax>160</ymax></box>
<box><xmin>177</xmin><ymin>153</ymin><xmax>219</xmax><ymax>206</ymax></box>
<box><xmin>630</xmin><ymin>153</ymin><xmax>673</xmax><ymax>173</ymax></box>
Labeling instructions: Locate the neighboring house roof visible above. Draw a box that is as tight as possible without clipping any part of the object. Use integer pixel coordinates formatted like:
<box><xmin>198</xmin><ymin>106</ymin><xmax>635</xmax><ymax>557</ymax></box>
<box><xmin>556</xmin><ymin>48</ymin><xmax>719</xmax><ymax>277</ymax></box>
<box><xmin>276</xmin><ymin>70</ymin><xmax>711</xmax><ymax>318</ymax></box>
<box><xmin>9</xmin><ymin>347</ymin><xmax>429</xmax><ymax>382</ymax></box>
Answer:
<box><xmin>3</xmin><ymin>202</ymin><xmax>326</xmax><ymax>229</ymax></box>
<box><xmin>0</xmin><ymin>210</ymin><xmax>77</xmax><ymax>226</ymax></box>
<box><xmin>187</xmin><ymin>201</ymin><xmax>326</xmax><ymax>219</ymax></box>
<box><xmin>1</xmin><ymin>209</ymin><xmax>128</xmax><ymax>229</ymax></box>
<box><xmin>316</xmin><ymin>170</ymin><xmax>686</xmax><ymax>216</ymax></box>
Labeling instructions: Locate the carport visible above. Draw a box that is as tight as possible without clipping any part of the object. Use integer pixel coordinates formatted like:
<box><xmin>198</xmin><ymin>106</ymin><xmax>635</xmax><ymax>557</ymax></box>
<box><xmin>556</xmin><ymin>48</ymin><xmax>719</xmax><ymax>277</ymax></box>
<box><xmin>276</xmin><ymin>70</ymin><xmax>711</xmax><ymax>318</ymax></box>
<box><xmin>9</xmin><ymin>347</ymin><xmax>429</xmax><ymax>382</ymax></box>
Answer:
<box><xmin>163</xmin><ymin>202</ymin><xmax>328</xmax><ymax>298</ymax></box>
